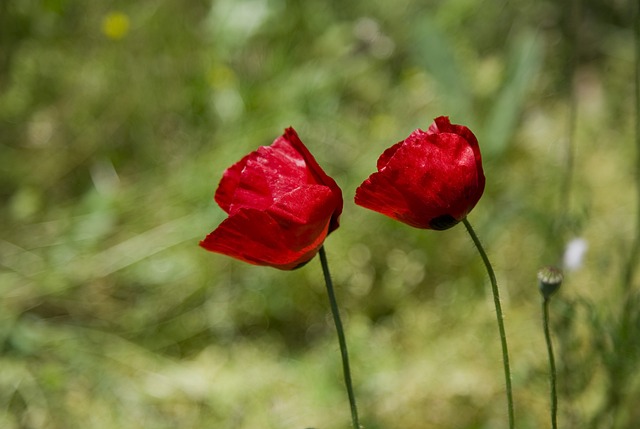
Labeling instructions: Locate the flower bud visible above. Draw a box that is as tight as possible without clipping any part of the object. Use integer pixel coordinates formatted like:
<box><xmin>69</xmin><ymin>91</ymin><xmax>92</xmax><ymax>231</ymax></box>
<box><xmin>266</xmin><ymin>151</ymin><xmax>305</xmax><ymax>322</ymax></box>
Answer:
<box><xmin>537</xmin><ymin>266</ymin><xmax>563</xmax><ymax>299</ymax></box>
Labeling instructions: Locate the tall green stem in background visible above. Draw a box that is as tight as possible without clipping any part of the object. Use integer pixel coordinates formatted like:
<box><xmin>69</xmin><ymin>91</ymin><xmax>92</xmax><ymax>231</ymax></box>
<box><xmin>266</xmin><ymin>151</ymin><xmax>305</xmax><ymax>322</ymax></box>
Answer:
<box><xmin>462</xmin><ymin>218</ymin><xmax>515</xmax><ymax>429</ymax></box>
<box><xmin>623</xmin><ymin>0</ymin><xmax>640</xmax><ymax>292</ymax></box>
<box><xmin>558</xmin><ymin>0</ymin><xmax>579</xmax><ymax>231</ymax></box>
<box><xmin>542</xmin><ymin>298</ymin><xmax>558</xmax><ymax>429</ymax></box>
<box><xmin>537</xmin><ymin>266</ymin><xmax>563</xmax><ymax>429</ymax></box>
<box><xmin>319</xmin><ymin>246</ymin><xmax>360</xmax><ymax>429</ymax></box>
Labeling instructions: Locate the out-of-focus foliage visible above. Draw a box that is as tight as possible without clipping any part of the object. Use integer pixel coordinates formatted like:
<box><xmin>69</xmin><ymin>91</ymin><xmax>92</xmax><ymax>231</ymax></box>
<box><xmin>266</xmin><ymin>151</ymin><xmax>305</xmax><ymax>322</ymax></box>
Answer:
<box><xmin>0</xmin><ymin>0</ymin><xmax>638</xmax><ymax>428</ymax></box>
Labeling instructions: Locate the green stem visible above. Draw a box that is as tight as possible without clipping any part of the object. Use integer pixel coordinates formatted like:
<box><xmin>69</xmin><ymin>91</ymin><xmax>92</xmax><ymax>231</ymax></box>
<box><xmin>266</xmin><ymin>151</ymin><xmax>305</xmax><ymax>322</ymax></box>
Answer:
<box><xmin>462</xmin><ymin>218</ymin><xmax>515</xmax><ymax>429</ymax></box>
<box><xmin>319</xmin><ymin>245</ymin><xmax>360</xmax><ymax>429</ymax></box>
<box><xmin>542</xmin><ymin>298</ymin><xmax>558</xmax><ymax>429</ymax></box>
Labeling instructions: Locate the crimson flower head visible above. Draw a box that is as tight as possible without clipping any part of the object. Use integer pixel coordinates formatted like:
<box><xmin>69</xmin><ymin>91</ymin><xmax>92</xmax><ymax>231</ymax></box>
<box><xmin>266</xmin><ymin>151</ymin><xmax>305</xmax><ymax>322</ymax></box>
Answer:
<box><xmin>200</xmin><ymin>128</ymin><xmax>343</xmax><ymax>270</ymax></box>
<box><xmin>355</xmin><ymin>116</ymin><xmax>485</xmax><ymax>230</ymax></box>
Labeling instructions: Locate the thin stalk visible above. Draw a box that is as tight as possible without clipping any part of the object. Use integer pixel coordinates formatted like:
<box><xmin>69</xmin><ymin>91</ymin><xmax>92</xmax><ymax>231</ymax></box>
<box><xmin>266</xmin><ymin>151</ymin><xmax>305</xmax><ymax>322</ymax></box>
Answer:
<box><xmin>462</xmin><ymin>218</ymin><xmax>515</xmax><ymax>429</ymax></box>
<box><xmin>542</xmin><ymin>298</ymin><xmax>558</xmax><ymax>429</ymax></box>
<box><xmin>319</xmin><ymin>245</ymin><xmax>360</xmax><ymax>429</ymax></box>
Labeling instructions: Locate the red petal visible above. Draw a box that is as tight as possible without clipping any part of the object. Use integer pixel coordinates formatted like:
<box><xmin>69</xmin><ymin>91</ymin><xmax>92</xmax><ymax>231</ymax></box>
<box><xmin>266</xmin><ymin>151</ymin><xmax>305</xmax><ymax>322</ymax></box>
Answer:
<box><xmin>214</xmin><ymin>152</ymin><xmax>252</xmax><ymax>213</ymax></box>
<box><xmin>204</xmin><ymin>127</ymin><xmax>344</xmax><ymax>269</ymax></box>
<box><xmin>201</xmin><ymin>185</ymin><xmax>335</xmax><ymax>270</ymax></box>
<box><xmin>281</xmin><ymin>127</ymin><xmax>343</xmax><ymax>232</ymax></box>
<box><xmin>215</xmin><ymin>128</ymin><xmax>343</xmax><ymax>233</ymax></box>
<box><xmin>428</xmin><ymin>116</ymin><xmax>483</xmax><ymax>171</ymax></box>
<box><xmin>376</xmin><ymin>141</ymin><xmax>403</xmax><ymax>170</ymax></box>
<box><xmin>225</xmin><ymin>146</ymin><xmax>307</xmax><ymax>214</ymax></box>
<box><xmin>355</xmin><ymin>128</ymin><xmax>484</xmax><ymax>228</ymax></box>
<box><xmin>355</xmin><ymin>172</ymin><xmax>420</xmax><ymax>227</ymax></box>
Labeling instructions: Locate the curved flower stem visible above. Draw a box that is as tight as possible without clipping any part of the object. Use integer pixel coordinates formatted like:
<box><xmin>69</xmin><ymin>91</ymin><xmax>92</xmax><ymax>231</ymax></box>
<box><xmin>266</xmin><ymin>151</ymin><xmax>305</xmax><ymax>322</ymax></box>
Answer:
<box><xmin>462</xmin><ymin>218</ymin><xmax>515</xmax><ymax>429</ymax></box>
<box><xmin>319</xmin><ymin>245</ymin><xmax>360</xmax><ymax>429</ymax></box>
<box><xmin>542</xmin><ymin>297</ymin><xmax>558</xmax><ymax>429</ymax></box>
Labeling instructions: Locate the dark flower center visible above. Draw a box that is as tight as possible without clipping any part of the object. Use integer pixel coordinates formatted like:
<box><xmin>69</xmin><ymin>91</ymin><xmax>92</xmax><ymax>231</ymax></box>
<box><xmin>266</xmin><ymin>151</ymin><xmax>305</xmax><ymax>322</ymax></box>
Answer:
<box><xmin>429</xmin><ymin>214</ymin><xmax>459</xmax><ymax>230</ymax></box>
<box><xmin>292</xmin><ymin>259</ymin><xmax>312</xmax><ymax>270</ymax></box>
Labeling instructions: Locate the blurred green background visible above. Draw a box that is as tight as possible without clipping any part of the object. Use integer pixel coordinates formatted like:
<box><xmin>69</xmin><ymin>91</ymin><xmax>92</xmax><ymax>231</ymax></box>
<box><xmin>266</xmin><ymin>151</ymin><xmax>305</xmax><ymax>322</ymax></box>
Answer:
<box><xmin>1</xmin><ymin>0</ymin><xmax>638</xmax><ymax>428</ymax></box>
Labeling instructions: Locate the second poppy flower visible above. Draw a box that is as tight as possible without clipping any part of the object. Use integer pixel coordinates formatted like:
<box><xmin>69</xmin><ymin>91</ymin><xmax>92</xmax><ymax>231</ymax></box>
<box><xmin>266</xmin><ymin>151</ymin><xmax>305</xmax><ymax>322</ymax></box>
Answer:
<box><xmin>355</xmin><ymin>116</ymin><xmax>485</xmax><ymax>230</ymax></box>
<box><xmin>200</xmin><ymin>128</ymin><xmax>343</xmax><ymax>270</ymax></box>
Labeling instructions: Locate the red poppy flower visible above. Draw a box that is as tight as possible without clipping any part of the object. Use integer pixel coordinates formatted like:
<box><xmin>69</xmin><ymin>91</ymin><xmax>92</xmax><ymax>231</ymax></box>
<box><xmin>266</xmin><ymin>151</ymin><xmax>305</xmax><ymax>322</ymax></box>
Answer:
<box><xmin>355</xmin><ymin>116</ymin><xmax>485</xmax><ymax>230</ymax></box>
<box><xmin>200</xmin><ymin>127</ymin><xmax>343</xmax><ymax>270</ymax></box>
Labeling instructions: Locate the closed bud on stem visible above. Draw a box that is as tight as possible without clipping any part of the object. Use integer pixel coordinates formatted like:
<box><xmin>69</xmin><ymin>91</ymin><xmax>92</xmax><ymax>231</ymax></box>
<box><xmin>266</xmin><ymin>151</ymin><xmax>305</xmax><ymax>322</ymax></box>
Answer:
<box><xmin>537</xmin><ymin>266</ymin><xmax>564</xmax><ymax>299</ymax></box>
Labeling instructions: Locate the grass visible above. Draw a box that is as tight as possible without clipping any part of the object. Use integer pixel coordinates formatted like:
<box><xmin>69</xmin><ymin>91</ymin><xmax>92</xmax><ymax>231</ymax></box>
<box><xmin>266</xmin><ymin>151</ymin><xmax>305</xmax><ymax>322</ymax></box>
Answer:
<box><xmin>1</xmin><ymin>0</ymin><xmax>639</xmax><ymax>428</ymax></box>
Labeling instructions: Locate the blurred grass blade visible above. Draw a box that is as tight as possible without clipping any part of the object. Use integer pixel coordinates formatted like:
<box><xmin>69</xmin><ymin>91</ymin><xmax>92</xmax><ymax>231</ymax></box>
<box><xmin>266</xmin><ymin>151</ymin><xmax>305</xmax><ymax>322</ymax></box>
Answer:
<box><xmin>0</xmin><ymin>240</ymin><xmax>45</xmax><ymax>277</ymax></box>
<box><xmin>411</xmin><ymin>15</ymin><xmax>472</xmax><ymax>119</ymax></box>
<box><xmin>483</xmin><ymin>30</ymin><xmax>542</xmax><ymax>157</ymax></box>
<box><xmin>77</xmin><ymin>213</ymin><xmax>205</xmax><ymax>279</ymax></box>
